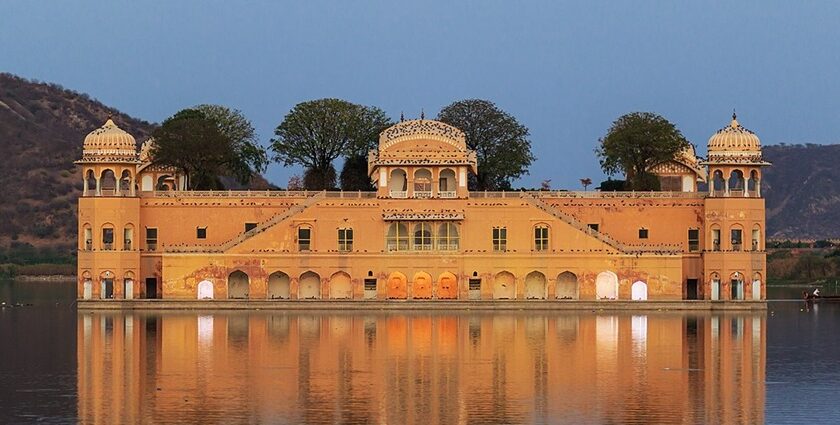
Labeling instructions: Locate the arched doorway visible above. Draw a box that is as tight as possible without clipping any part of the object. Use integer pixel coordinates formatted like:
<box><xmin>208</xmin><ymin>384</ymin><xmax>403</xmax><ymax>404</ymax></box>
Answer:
<box><xmin>710</xmin><ymin>273</ymin><xmax>721</xmax><ymax>300</ymax></box>
<box><xmin>631</xmin><ymin>281</ymin><xmax>648</xmax><ymax>300</ymax></box>
<box><xmin>123</xmin><ymin>271</ymin><xmax>135</xmax><ymax>300</ymax></box>
<box><xmin>595</xmin><ymin>271</ymin><xmax>618</xmax><ymax>300</ymax></box>
<box><xmin>299</xmin><ymin>271</ymin><xmax>321</xmax><ymax>299</ymax></box>
<box><xmin>389</xmin><ymin>169</ymin><xmax>407</xmax><ymax>197</ymax></box>
<box><xmin>228</xmin><ymin>271</ymin><xmax>249</xmax><ymax>299</ymax></box>
<box><xmin>267</xmin><ymin>272</ymin><xmax>290</xmax><ymax>299</ymax></box>
<box><xmin>82</xmin><ymin>272</ymin><xmax>93</xmax><ymax>300</ymax></box>
<box><xmin>730</xmin><ymin>272</ymin><xmax>744</xmax><ymax>300</ymax></box>
<box><xmin>439</xmin><ymin>169</ymin><xmax>456</xmax><ymax>195</ymax></box>
<box><xmin>752</xmin><ymin>272</ymin><xmax>762</xmax><ymax>301</ymax></box>
<box><xmin>197</xmin><ymin>280</ymin><xmax>214</xmax><ymax>299</ymax></box>
<box><xmin>556</xmin><ymin>271</ymin><xmax>578</xmax><ymax>300</ymax></box>
<box><xmin>387</xmin><ymin>272</ymin><xmax>407</xmax><ymax>299</ymax></box>
<box><xmin>330</xmin><ymin>272</ymin><xmax>352</xmax><ymax>299</ymax></box>
<box><xmin>100</xmin><ymin>271</ymin><xmax>114</xmax><ymax>299</ymax></box>
<box><xmin>525</xmin><ymin>271</ymin><xmax>546</xmax><ymax>299</ymax></box>
<box><xmin>412</xmin><ymin>272</ymin><xmax>432</xmax><ymax>299</ymax></box>
<box><xmin>437</xmin><ymin>272</ymin><xmax>458</xmax><ymax>299</ymax></box>
<box><xmin>493</xmin><ymin>271</ymin><xmax>516</xmax><ymax>300</ymax></box>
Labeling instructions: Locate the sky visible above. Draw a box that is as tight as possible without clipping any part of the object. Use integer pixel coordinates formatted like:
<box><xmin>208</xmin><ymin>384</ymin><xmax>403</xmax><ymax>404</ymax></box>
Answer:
<box><xmin>2</xmin><ymin>0</ymin><xmax>839</xmax><ymax>188</ymax></box>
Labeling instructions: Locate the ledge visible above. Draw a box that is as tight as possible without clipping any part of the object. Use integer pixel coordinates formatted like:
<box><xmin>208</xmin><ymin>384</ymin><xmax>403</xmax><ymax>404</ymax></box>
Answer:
<box><xmin>77</xmin><ymin>299</ymin><xmax>767</xmax><ymax>311</ymax></box>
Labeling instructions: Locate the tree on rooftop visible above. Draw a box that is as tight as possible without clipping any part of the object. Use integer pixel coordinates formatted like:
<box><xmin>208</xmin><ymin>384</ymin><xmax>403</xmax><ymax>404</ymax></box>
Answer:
<box><xmin>595</xmin><ymin>112</ymin><xmax>690</xmax><ymax>191</ymax></box>
<box><xmin>437</xmin><ymin>99</ymin><xmax>534</xmax><ymax>190</ymax></box>
<box><xmin>149</xmin><ymin>106</ymin><xmax>268</xmax><ymax>190</ymax></box>
<box><xmin>271</xmin><ymin>99</ymin><xmax>392</xmax><ymax>190</ymax></box>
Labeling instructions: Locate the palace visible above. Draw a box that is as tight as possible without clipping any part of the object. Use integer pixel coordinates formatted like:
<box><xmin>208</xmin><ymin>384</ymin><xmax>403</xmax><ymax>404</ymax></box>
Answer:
<box><xmin>75</xmin><ymin>114</ymin><xmax>768</xmax><ymax>302</ymax></box>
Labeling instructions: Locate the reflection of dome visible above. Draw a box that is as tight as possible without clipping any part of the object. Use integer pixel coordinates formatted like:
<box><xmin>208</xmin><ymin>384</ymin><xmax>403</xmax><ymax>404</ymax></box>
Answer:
<box><xmin>82</xmin><ymin>118</ymin><xmax>137</xmax><ymax>160</ymax></box>
<box><xmin>707</xmin><ymin>113</ymin><xmax>761</xmax><ymax>155</ymax></box>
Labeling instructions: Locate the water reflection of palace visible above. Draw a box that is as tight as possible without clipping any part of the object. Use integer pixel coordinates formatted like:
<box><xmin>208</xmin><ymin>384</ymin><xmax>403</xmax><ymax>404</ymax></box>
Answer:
<box><xmin>78</xmin><ymin>312</ymin><xmax>765</xmax><ymax>424</ymax></box>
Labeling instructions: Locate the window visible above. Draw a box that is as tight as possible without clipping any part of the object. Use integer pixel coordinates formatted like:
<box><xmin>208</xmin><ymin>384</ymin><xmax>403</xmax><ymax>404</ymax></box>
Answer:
<box><xmin>587</xmin><ymin>223</ymin><xmax>599</xmax><ymax>232</ymax></box>
<box><xmin>731</xmin><ymin>228</ymin><xmax>743</xmax><ymax>251</ymax></box>
<box><xmin>102</xmin><ymin>227</ymin><xmax>114</xmax><ymax>251</ymax></box>
<box><xmin>712</xmin><ymin>228</ymin><xmax>721</xmax><ymax>251</ymax></box>
<box><xmin>414</xmin><ymin>223</ymin><xmax>433</xmax><ymax>250</ymax></box>
<box><xmin>493</xmin><ymin>227</ymin><xmax>507</xmax><ymax>252</ymax></box>
<box><xmin>752</xmin><ymin>227</ymin><xmax>760</xmax><ymax>251</ymax></box>
<box><xmin>364</xmin><ymin>278</ymin><xmax>377</xmax><ymax>291</ymax></box>
<box><xmin>534</xmin><ymin>225</ymin><xmax>549</xmax><ymax>251</ymax></box>
<box><xmin>338</xmin><ymin>228</ymin><xmax>353</xmax><ymax>252</ymax></box>
<box><xmin>469</xmin><ymin>278</ymin><xmax>481</xmax><ymax>291</ymax></box>
<box><xmin>245</xmin><ymin>223</ymin><xmax>257</xmax><ymax>232</ymax></box>
<box><xmin>196</xmin><ymin>227</ymin><xmax>207</xmax><ymax>239</ymax></box>
<box><xmin>123</xmin><ymin>226</ymin><xmax>133</xmax><ymax>251</ymax></box>
<box><xmin>638</xmin><ymin>228</ymin><xmax>649</xmax><ymax>239</ymax></box>
<box><xmin>83</xmin><ymin>226</ymin><xmax>92</xmax><ymax>251</ymax></box>
<box><xmin>145</xmin><ymin>228</ymin><xmax>158</xmax><ymax>251</ymax></box>
<box><xmin>298</xmin><ymin>226</ymin><xmax>312</xmax><ymax>251</ymax></box>
<box><xmin>437</xmin><ymin>222</ymin><xmax>459</xmax><ymax>251</ymax></box>
<box><xmin>688</xmin><ymin>229</ymin><xmax>699</xmax><ymax>252</ymax></box>
<box><xmin>387</xmin><ymin>222</ymin><xmax>409</xmax><ymax>251</ymax></box>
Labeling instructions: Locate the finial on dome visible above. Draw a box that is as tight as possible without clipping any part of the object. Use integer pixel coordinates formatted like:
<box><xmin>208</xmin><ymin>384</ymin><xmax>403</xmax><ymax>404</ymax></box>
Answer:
<box><xmin>730</xmin><ymin>109</ymin><xmax>739</xmax><ymax>128</ymax></box>
<box><xmin>420</xmin><ymin>109</ymin><xmax>425</xmax><ymax>120</ymax></box>
<box><xmin>400</xmin><ymin>111</ymin><xmax>404</xmax><ymax>122</ymax></box>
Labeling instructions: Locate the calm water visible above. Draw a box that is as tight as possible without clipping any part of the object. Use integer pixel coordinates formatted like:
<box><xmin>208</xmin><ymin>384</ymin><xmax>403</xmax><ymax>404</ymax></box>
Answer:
<box><xmin>1</xmin><ymin>281</ymin><xmax>839</xmax><ymax>424</ymax></box>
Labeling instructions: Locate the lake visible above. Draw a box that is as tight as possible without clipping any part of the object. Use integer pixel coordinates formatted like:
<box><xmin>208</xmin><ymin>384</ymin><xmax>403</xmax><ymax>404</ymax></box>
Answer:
<box><xmin>1</xmin><ymin>280</ymin><xmax>838</xmax><ymax>424</ymax></box>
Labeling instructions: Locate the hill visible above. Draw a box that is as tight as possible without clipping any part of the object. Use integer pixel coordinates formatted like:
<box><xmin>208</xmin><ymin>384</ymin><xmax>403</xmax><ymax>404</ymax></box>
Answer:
<box><xmin>763</xmin><ymin>144</ymin><xmax>840</xmax><ymax>239</ymax></box>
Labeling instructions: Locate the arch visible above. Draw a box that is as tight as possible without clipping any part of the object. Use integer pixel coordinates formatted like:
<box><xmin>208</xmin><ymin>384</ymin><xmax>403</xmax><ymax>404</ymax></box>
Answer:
<box><xmin>141</xmin><ymin>174</ymin><xmax>153</xmax><ymax>191</ymax></box>
<box><xmin>329</xmin><ymin>271</ymin><xmax>352</xmax><ymax>299</ymax></box>
<box><xmin>82</xmin><ymin>223</ymin><xmax>92</xmax><ymax>250</ymax></box>
<box><xmin>123</xmin><ymin>223</ymin><xmax>134</xmax><ymax>251</ymax></box>
<box><xmin>631</xmin><ymin>281</ymin><xmax>648</xmax><ymax>301</ymax></box>
<box><xmin>413</xmin><ymin>223</ymin><xmax>433</xmax><ymax>250</ymax></box>
<box><xmin>748</xmin><ymin>170</ymin><xmax>759</xmax><ymax>195</ymax></box>
<box><xmin>437</xmin><ymin>272</ymin><xmax>458</xmax><ymax>299</ymax></box>
<box><xmin>730</xmin><ymin>224</ymin><xmax>744</xmax><ymax>251</ymax></box>
<box><xmin>712</xmin><ymin>170</ymin><xmax>725</xmax><ymax>194</ymax></box>
<box><xmin>267</xmin><ymin>271</ymin><xmax>290</xmax><ymax>299</ymax></box>
<box><xmin>299</xmin><ymin>271</ymin><xmax>321</xmax><ymax>299</ymax></box>
<box><xmin>752</xmin><ymin>272</ymin><xmax>762</xmax><ymax>301</ymax></box>
<box><xmin>100</xmin><ymin>169</ymin><xmax>116</xmax><ymax>192</ymax></box>
<box><xmin>439</xmin><ymin>168</ymin><xmax>456</xmax><ymax>193</ymax></box>
<box><xmin>556</xmin><ymin>271</ymin><xmax>579</xmax><ymax>300</ymax></box>
<box><xmin>388</xmin><ymin>169</ymin><xmax>407</xmax><ymax>196</ymax></box>
<box><xmin>595</xmin><ymin>271</ymin><xmax>619</xmax><ymax>300</ymax></box>
<box><xmin>711</xmin><ymin>225</ymin><xmax>722</xmax><ymax>251</ymax></box>
<box><xmin>525</xmin><ymin>271</ymin><xmax>547</xmax><ymax>299</ymax></box>
<box><xmin>412</xmin><ymin>271</ymin><xmax>433</xmax><ymax>299</ymax></box>
<box><xmin>413</xmin><ymin>168</ymin><xmax>432</xmax><ymax>196</ymax></box>
<box><xmin>197</xmin><ymin>280</ymin><xmax>214</xmax><ymax>299</ymax></box>
<box><xmin>85</xmin><ymin>170</ymin><xmax>97</xmax><ymax>193</ymax></box>
<box><xmin>119</xmin><ymin>170</ymin><xmax>132</xmax><ymax>193</ymax></box>
<box><xmin>728</xmin><ymin>169</ymin><xmax>745</xmax><ymax>193</ymax></box>
<box><xmin>751</xmin><ymin>224</ymin><xmax>761</xmax><ymax>251</ymax></box>
<box><xmin>710</xmin><ymin>272</ymin><xmax>721</xmax><ymax>301</ymax></box>
<box><xmin>387</xmin><ymin>272</ymin><xmax>407</xmax><ymax>299</ymax></box>
<box><xmin>101</xmin><ymin>223</ymin><xmax>115</xmax><ymax>251</ymax></box>
<box><xmin>227</xmin><ymin>271</ymin><xmax>249</xmax><ymax>299</ymax></box>
<box><xmin>156</xmin><ymin>175</ymin><xmax>173</xmax><ymax>191</ymax></box>
<box><xmin>493</xmin><ymin>271</ymin><xmax>516</xmax><ymax>300</ymax></box>
<box><xmin>387</xmin><ymin>222</ymin><xmax>409</xmax><ymax>251</ymax></box>
<box><xmin>123</xmin><ymin>272</ymin><xmax>134</xmax><ymax>300</ymax></box>
<box><xmin>82</xmin><ymin>278</ymin><xmax>93</xmax><ymax>300</ymax></box>
<box><xmin>730</xmin><ymin>271</ymin><xmax>744</xmax><ymax>300</ymax></box>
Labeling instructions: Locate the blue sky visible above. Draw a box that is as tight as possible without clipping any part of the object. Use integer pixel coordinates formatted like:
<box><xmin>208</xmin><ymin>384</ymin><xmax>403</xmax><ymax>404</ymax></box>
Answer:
<box><xmin>2</xmin><ymin>1</ymin><xmax>839</xmax><ymax>188</ymax></box>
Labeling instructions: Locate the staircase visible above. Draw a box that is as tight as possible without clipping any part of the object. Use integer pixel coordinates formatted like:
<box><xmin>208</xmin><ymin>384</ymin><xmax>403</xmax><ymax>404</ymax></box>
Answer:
<box><xmin>521</xmin><ymin>192</ymin><xmax>680</xmax><ymax>254</ymax></box>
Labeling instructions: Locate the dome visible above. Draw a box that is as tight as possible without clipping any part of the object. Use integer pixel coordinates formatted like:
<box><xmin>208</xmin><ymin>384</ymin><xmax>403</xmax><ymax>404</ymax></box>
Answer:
<box><xmin>81</xmin><ymin>118</ymin><xmax>137</xmax><ymax>161</ymax></box>
<box><xmin>707</xmin><ymin>113</ymin><xmax>761</xmax><ymax>157</ymax></box>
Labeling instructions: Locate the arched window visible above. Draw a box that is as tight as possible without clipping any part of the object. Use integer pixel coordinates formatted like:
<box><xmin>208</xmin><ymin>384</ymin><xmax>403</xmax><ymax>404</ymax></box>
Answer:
<box><xmin>120</xmin><ymin>170</ymin><xmax>132</xmax><ymax>194</ymax></box>
<box><xmin>85</xmin><ymin>170</ymin><xmax>97</xmax><ymax>194</ymax></box>
<box><xmin>156</xmin><ymin>175</ymin><xmax>173</xmax><ymax>191</ymax></box>
<box><xmin>123</xmin><ymin>224</ymin><xmax>134</xmax><ymax>251</ymax></box>
<box><xmin>751</xmin><ymin>225</ymin><xmax>761</xmax><ymax>251</ymax></box>
<box><xmin>748</xmin><ymin>170</ymin><xmax>760</xmax><ymax>197</ymax></box>
<box><xmin>82</xmin><ymin>224</ymin><xmax>92</xmax><ymax>250</ymax></box>
<box><xmin>101</xmin><ymin>223</ymin><xmax>115</xmax><ymax>251</ymax></box>
<box><xmin>413</xmin><ymin>222</ymin><xmax>432</xmax><ymax>250</ymax></box>
<box><xmin>534</xmin><ymin>224</ymin><xmax>550</xmax><ymax>251</ymax></box>
<box><xmin>388</xmin><ymin>169</ymin><xmax>407</xmax><ymax>198</ymax></box>
<box><xmin>730</xmin><ymin>225</ymin><xmax>744</xmax><ymax>251</ymax></box>
<box><xmin>414</xmin><ymin>169</ymin><xmax>432</xmax><ymax>198</ymax></box>
<box><xmin>712</xmin><ymin>170</ymin><xmax>725</xmax><ymax>195</ymax></box>
<box><xmin>387</xmin><ymin>222</ymin><xmax>409</xmax><ymax>251</ymax></box>
<box><xmin>100</xmin><ymin>169</ymin><xmax>116</xmax><ymax>194</ymax></box>
<box><xmin>711</xmin><ymin>225</ymin><xmax>721</xmax><ymax>251</ymax></box>
<box><xmin>437</xmin><ymin>222</ymin><xmax>459</xmax><ymax>251</ymax></box>
<box><xmin>728</xmin><ymin>170</ymin><xmax>745</xmax><ymax>194</ymax></box>
<box><xmin>439</xmin><ymin>169</ymin><xmax>456</xmax><ymax>197</ymax></box>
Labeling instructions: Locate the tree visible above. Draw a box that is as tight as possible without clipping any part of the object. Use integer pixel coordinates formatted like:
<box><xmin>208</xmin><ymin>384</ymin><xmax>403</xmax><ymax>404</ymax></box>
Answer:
<box><xmin>437</xmin><ymin>99</ymin><xmax>534</xmax><ymax>190</ymax></box>
<box><xmin>340</xmin><ymin>106</ymin><xmax>392</xmax><ymax>190</ymax></box>
<box><xmin>271</xmin><ymin>99</ymin><xmax>392</xmax><ymax>190</ymax></box>
<box><xmin>580</xmin><ymin>178</ymin><xmax>592</xmax><ymax>191</ymax></box>
<box><xmin>149</xmin><ymin>106</ymin><xmax>267</xmax><ymax>190</ymax></box>
<box><xmin>340</xmin><ymin>153</ymin><xmax>375</xmax><ymax>191</ymax></box>
<box><xmin>595</xmin><ymin>112</ymin><xmax>689</xmax><ymax>191</ymax></box>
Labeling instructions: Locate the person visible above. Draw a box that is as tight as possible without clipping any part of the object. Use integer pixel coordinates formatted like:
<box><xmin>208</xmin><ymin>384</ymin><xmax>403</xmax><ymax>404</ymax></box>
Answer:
<box><xmin>803</xmin><ymin>290</ymin><xmax>810</xmax><ymax>300</ymax></box>
<box><xmin>813</xmin><ymin>288</ymin><xmax>821</xmax><ymax>297</ymax></box>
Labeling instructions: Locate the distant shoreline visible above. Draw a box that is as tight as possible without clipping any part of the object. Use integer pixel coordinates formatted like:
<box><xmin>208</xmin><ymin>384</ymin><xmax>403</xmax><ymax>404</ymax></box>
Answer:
<box><xmin>12</xmin><ymin>275</ymin><xmax>75</xmax><ymax>282</ymax></box>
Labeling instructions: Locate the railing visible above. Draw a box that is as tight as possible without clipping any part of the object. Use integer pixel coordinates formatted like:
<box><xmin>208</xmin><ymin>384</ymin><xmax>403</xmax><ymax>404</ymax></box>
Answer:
<box><xmin>471</xmin><ymin>190</ymin><xmax>706</xmax><ymax>199</ymax></box>
<box><xmin>439</xmin><ymin>191</ymin><xmax>457</xmax><ymax>198</ymax></box>
<box><xmin>102</xmin><ymin>243</ymin><xmax>114</xmax><ymax>251</ymax></box>
<box><xmin>123</xmin><ymin>242</ymin><xmax>132</xmax><ymax>251</ymax></box>
<box><xmin>389</xmin><ymin>190</ymin><xmax>408</xmax><ymax>199</ymax></box>
<box><xmin>85</xmin><ymin>240</ymin><xmax>92</xmax><ymax>251</ymax></box>
<box><xmin>732</xmin><ymin>243</ymin><xmax>743</xmax><ymax>251</ymax></box>
<box><xmin>713</xmin><ymin>242</ymin><xmax>721</xmax><ymax>251</ymax></box>
<box><xmin>688</xmin><ymin>242</ymin><xmax>700</xmax><ymax>252</ymax></box>
<box><xmin>414</xmin><ymin>191</ymin><xmax>432</xmax><ymax>199</ymax></box>
<box><xmin>146</xmin><ymin>243</ymin><xmax>157</xmax><ymax>252</ymax></box>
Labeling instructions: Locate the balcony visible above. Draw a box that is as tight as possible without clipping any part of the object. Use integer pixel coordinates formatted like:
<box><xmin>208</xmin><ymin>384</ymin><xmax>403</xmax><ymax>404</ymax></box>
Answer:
<box><xmin>414</xmin><ymin>191</ymin><xmax>432</xmax><ymax>199</ymax></box>
<box><xmin>732</xmin><ymin>243</ymin><xmax>743</xmax><ymax>251</ymax></box>
<box><xmin>439</xmin><ymin>191</ymin><xmax>457</xmax><ymax>199</ymax></box>
<box><xmin>146</xmin><ymin>242</ymin><xmax>158</xmax><ymax>252</ymax></box>
<box><xmin>389</xmin><ymin>190</ymin><xmax>407</xmax><ymax>199</ymax></box>
<box><xmin>713</xmin><ymin>242</ymin><xmax>721</xmax><ymax>251</ymax></box>
<box><xmin>123</xmin><ymin>241</ymin><xmax>133</xmax><ymax>251</ymax></box>
<box><xmin>101</xmin><ymin>243</ymin><xmax>114</xmax><ymax>251</ymax></box>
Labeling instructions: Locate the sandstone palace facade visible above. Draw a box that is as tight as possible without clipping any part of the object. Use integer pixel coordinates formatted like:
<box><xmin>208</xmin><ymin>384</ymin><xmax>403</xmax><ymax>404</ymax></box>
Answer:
<box><xmin>76</xmin><ymin>115</ymin><xmax>768</xmax><ymax>302</ymax></box>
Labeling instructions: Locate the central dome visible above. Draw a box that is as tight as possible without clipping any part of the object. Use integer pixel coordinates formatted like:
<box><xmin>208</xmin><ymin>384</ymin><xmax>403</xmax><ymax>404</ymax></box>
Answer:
<box><xmin>81</xmin><ymin>118</ymin><xmax>137</xmax><ymax>161</ymax></box>
<box><xmin>707</xmin><ymin>113</ymin><xmax>761</xmax><ymax>156</ymax></box>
